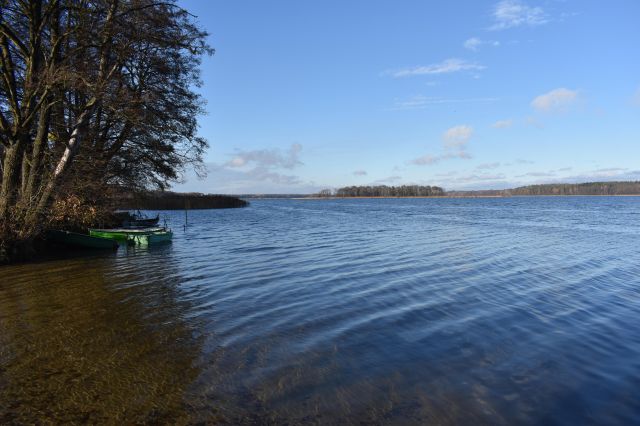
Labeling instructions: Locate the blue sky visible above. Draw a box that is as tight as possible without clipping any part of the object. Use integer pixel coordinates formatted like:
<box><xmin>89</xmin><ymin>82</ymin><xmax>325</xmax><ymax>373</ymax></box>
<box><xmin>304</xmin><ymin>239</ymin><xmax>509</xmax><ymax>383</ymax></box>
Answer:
<box><xmin>175</xmin><ymin>0</ymin><xmax>640</xmax><ymax>194</ymax></box>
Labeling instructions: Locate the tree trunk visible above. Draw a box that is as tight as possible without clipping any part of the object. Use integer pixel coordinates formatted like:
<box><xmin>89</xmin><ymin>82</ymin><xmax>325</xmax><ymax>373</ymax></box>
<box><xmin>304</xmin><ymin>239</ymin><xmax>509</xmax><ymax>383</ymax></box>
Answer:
<box><xmin>0</xmin><ymin>141</ymin><xmax>24</xmax><ymax>220</ymax></box>
<box><xmin>30</xmin><ymin>107</ymin><xmax>94</xmax><ymax>221</ymax></box>
<box><xmin>20</xmin><ymin>147</ymin><xmax>29</xmax><ymax>196</ymax></box>
<box><xmin>24</xmin><ymin>106</ymin><xmax>52</xmax><ymax>202</ymax></box>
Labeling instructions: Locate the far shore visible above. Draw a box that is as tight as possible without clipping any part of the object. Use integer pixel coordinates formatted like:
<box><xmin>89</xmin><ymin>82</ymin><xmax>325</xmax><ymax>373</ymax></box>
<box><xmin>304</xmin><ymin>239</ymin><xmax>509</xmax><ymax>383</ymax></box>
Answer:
<box><xmin>295</xmin><ymin>194</ymin><xmax>640</xmax><ymax>200</ymax></box>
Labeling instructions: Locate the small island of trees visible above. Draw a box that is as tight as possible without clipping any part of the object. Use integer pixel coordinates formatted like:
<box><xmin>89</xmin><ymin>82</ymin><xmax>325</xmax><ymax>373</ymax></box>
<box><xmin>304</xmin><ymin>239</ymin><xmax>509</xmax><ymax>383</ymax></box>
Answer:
<box><xmin>317</xmin><ymin>185</ymin><xmax>446</xmax><ymax>197</ymax></box>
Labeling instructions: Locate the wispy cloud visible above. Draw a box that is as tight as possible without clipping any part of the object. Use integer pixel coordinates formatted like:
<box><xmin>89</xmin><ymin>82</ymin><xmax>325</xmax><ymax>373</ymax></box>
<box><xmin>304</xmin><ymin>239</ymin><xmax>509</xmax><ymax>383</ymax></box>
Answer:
<box><xmin>372</xmin><ymin>175</ymin><xmax>402</xmax><ymax>184</ymax></box>
<box><xmin>452</xmin><ymin>173</ymin><xmax>507</xmax><ymax>183</ymax></box>
<box><xmin>477</xmin><ymin>162</ymin><xmax>501</xmax><ymax>170</ymax></box>
<box><xmin>516</xmin><ymin>171</ymin><xmax>556</xmax><ymax>178</ymax></box>
<box><xmin>591</xmin><ymin>167</ymin><xmax>628</xmax><ymax>175</ymax></box>
<box><xmin>392</xmin><ymin>95</ymin><xmax>498</xmax><ymax>110</ymax></box>
<box><xmin>532</xmin><ymin>168</ymin><xmax>640</xmax><ymax>185</ymax></box>
<box><xmin>489</xmin><ymin>0</ymin><xmax>548</xmax><ymax>30</ymax></box>
<box><xmin>434</xmin><ymin>173</ymin><xmax>511</xmax><ymax>190</ymax></box>
<box><xmin>525</xmin><ymin>116</ymin><xmax>544</xmax><ymax>128</ymax></box>
<box><xmin>411</xmin><ymin>154</ymin><xmax>441</xmax><ymax>166</ymax></box>
<box><xmin>411</xmin><ymin>151</ymin><xmax>471</xmax><ymax>166</ymax></box>
<box><xmin>516</xmin><ymin>158</ymin><xmax>535</xmax><ymax>164</ymax></box>
<box><xmin>222</xmin><ymin>143</ymin><xmax>306</xmax><ymax>186</ymax></box>
<box><xmin>410</xmin><ymin>125</ymin><xmax>474</xmax><ymax>166</ymax></box>
<box><xmin>464</xmin><ymin>37</ymin><xmax>500</xmax><ymax>51</ymax></box>
<box><xmin>435</xmin><ymin>171</ymin><xmax>458</xmax><ymax>177</ymax></box>
<box><xmin>443</xmin><ymin>125</ymin><xmax>473</xmax><ymax>148</ymax></box>
<box><xmin>172</xmin><ymin>162</ymin><xmax>320</xmax><ymax>194</ymax></box>
<box><xmin>227</xmin><ymin>143</ymin><xmax>303</xmax><ymax>169</ymax></box>
<box><xmin>492</xmin><ymin>119</ymin><xmax>513</xmax><ymax>129</ymax></box>
<box><xmin>353</xmin><ymin>170</ymin><xmax>368</xmax><ymax>176</ymax></box>
<box><xmin>531</xmin><ymin>88</ymin><xmax>579</xmax><ymax>112</ymax></box>
<box><xmin>386</xmin><ymin>58</ymin><xmax>485</xmax><ymax>78</ymax></box>
<box><xmin>245</xmin><ymin>167</ymin><xmax>303</xmax><ymax>185</ymax></box>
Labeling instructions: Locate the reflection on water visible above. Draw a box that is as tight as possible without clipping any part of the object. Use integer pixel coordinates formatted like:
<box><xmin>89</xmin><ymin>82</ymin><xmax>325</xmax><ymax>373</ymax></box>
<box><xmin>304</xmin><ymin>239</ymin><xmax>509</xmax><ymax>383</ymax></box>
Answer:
<box><xmin>2</xmin><ymin>197</ymin><xmax>640</xmax><ymax>424</ymax></box>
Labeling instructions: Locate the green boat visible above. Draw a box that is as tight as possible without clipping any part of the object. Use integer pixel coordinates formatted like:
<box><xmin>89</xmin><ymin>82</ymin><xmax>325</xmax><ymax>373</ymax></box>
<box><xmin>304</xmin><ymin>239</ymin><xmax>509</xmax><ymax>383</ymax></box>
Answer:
<box><xmin>47</xmin><ymin>230</ymin><xmax>119</xmax><ymax>250</ymax></box>
<box><xmin>89</xmin><ymin>227</ymin><xmax>172</xmax><ymax>246</ymax></box>
<box><xmin>129</xmin><ymin>229</ymin><xmax>173</xmax><ymax>245</ymax></box>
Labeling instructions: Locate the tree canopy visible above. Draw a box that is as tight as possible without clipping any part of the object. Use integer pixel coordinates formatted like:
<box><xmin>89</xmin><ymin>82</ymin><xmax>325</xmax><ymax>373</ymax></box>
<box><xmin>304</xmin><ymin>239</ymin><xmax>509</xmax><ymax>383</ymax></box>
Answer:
<box><xmin>0</xmin><ymin>0</ymin><xmax>211</xmax><ymax>255</ymax></box>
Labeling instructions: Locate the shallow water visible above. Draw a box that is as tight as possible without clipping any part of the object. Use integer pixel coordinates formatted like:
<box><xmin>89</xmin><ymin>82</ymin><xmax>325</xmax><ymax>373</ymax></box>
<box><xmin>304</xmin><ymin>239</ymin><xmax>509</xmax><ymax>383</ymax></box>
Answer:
<box><xmin>2</xmin><ymin>197</ymin><xmax>640</xmax><ymax>424</ymax></box>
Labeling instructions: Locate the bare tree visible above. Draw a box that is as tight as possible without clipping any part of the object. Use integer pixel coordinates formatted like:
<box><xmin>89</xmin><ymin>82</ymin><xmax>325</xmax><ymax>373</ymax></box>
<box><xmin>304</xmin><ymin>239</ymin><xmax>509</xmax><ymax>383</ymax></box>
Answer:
<box><xmin>0</xmin><ymin>0</ymin><xmax>211</xmax><ymax>258</ymax></box>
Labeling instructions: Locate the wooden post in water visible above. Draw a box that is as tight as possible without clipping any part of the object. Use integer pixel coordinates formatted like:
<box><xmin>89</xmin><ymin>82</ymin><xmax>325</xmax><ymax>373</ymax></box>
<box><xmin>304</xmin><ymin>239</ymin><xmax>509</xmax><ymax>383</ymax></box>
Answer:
<box><xmin>184</xmin><ymin>199</ymin><xmax>190</xmax><ymax>230</ymax></box>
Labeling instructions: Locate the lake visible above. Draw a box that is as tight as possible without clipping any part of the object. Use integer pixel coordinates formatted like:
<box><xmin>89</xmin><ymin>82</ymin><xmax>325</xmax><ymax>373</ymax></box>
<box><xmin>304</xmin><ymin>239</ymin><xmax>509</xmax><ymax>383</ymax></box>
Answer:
<box><xmin>1</xmin><ymin>197</ymin><xmax>640</xmax><ymax>424</ymax></box>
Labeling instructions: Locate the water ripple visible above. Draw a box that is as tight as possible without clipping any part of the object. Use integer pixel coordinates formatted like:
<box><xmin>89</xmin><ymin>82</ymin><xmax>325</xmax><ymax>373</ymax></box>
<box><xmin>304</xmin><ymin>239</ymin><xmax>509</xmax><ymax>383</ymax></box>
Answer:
<box><xmin>2</xmin><ymin>197</ymin><xmax>640</xmax><ymax>424</ymax></box>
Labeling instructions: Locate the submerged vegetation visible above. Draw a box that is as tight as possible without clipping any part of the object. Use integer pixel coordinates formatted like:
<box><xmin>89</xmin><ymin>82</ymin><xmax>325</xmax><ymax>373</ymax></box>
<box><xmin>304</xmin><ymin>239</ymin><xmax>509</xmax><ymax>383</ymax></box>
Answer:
<box><xmin>0</xmin><ymin>0</ymin><xmax>211</xmax><ymax>261</ymax></box>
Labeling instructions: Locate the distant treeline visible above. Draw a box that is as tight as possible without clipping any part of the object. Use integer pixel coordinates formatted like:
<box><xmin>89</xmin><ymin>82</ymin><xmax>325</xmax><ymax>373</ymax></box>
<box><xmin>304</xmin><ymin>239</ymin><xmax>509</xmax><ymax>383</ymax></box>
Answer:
<box><xmin>450</xmin><ymin>181</ymin><xmax>640</xmax><ymax>197</ymax></box>
<box><xmin>508</xmin><ymin>182</ymin><xmax>640</xmax><ymax>196</ymax></box>
<box><xmin>317</xmin><ymin>181</ymin><xmax>640</xmax><ymax>198</ymax></box>
<box><xmin>318</xmin><ymin>185</ymin><xmax>446</xmax><ymax>197</ymax></box>
<box><xmin>115</xmin><ymin>191</ymin><xmax>249</xmax><ymax>210</ymax></box>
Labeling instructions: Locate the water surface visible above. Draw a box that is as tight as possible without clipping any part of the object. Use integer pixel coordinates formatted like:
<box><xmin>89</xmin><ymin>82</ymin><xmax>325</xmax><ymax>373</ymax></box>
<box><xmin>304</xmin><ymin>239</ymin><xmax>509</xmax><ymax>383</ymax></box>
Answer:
<box><xmin>2</xmin><ymin>197</ymin><xmax>640</xmax><ymax>424</ymax></box>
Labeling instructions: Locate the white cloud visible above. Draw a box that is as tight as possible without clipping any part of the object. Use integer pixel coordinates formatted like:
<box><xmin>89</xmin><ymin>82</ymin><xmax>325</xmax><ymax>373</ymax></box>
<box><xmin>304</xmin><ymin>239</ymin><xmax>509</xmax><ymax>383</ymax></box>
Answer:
<box><xmin>492</xmin><ymin>119</ymin><xmax>512</xmax><ymax>128</ymax></box>
<box><xmin>411</xmin><ymin>154</ymin><xmax>441</xmax><ymax>166</ymax></box>
<box><xmin>490</xmin><ymin>0</ymin><xmax>548</xmax><ymax>30</ymax></box>
<box><xmin>392</xmin><ymin>95</ymin><xmax>498</xmax><ymax>110</ymax></box>
<box><xmin>435</xmin><ymin>171</ymin><xmax>458</xmax><ymax>177</ymax></box>
<box><xmin>387</xmin><ymin>58</ymin><xmax>485</xmax><ymax>78</ymax></box>
<box><xmin>443</xmin><ymin>125</ymin><xmax>473</xmax><ymax>148</ymax></box>
<box><xmin>172</xmin><ymin>162</ymin><xmax>320</xmax><ymax>194</ymax></box>
<box><xmin>591</xmin><ymin>167</ymin><xmax>628</xmax><ymax>176</ymax></box>
<box><xmin>452</xmin><ymin>173</ymin><xmax>507</xmax><ymax>183</ymax></box>
<box><xmin>410</xmin><ymin>150</ymin><xmax>471</xmax><ymax>166</ymax></box>
<box><xmin>410</xmin><ymin>125</ymin><xmax>474</xmax><ymax>166</ymax></box>
<box><xmin>394</xmin><ymin>95</ymin><xmax>431</xmax><ymax>110</ymax></box>
<box><xmin>525</xmin><ymin>116</ymin><xmax>544</xmax><ymax>128</ymax></box>
<box><xmin>531</xmin><ymin>88</ymin><xmax>579</xmax><ymax>112</ymax></box>
<box><xmin>516</xmin><ymin>171</ymin><xmax>556</xmax><ymax>178</ymax></box>
<box><xmin>353</xmin><ymin>170</ymin><xmax>367</xmax><ymax>176</ymax></box>
<box><xmin>464</xmin><ymin>37</ymin><xmax>483</xmax><ymax>51</ymax></box>
<box><xmin>477</xmin><ymin>162</ymin><xmax>501</xmax><ymax>170</ymax></box>
<box><xmin>515</xmin><ymin>158</ymin><xmax>535</xmax><ymax>164</ymax></box>
<box><xmin>372</xmin><ymin>175</ymin><xmax>402</xmax><ymax>184</ymax></box>
<box><xmin>226</xmin><ymin>143</ymin><xmax>302</xmax><ymax>169</ymax></box>
<box><xmin>536</xmin><ymin>168</ymin><xmax>640</xmax><ymax>185</ymax></box>
<box><xmin>464</xmin><ymin>37</ymin><xmax>500</xmax><ymax>51</ymax></box>
<box><xmin>448</xmin><ymin>150</ymin><xmax>472</xmax><ymax>160</ymax></box>
<box><xmin>219</xmin><ymin>143</ymin><xmax>307</xmax><ymax>187</ymax></box>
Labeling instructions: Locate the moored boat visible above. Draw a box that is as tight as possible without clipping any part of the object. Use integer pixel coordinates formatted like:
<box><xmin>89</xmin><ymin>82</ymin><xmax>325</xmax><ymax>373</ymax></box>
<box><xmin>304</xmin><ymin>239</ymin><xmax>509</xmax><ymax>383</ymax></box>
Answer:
<box><xmin>125</xmin><ymin>214</ymin><xmax>160</xmax><ymax>227</ymax></box>
<box><xmin>47</xmin><ymin>230</ymin><xmax>119</xmax><ymax>249</ymax></box>
<box><xmin>89</xmin><ymin>226</ymin><xmax>172</xmax><ymax>245</ymax></box>
<box><xmin>129</xmin><ymin>228</ymin><xmax>173</xmax><ymax>245</ymax></box>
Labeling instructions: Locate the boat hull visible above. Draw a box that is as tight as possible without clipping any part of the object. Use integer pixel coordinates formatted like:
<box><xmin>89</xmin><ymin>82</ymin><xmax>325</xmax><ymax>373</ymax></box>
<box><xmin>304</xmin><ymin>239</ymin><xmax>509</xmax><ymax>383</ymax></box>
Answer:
<box><xmin>89</xmin><ymin>227</ymin><xmax>172</xmax><ymax>245</ymax></box>
<box><xmin>128</xmin><ymin>230</ymin><xmax>173</xmax><ymax>245</ymax></box>
<box><xmin>47</xmin><ymin>230</ymin><xmax>119</xmax><ymax>249</ymax></box>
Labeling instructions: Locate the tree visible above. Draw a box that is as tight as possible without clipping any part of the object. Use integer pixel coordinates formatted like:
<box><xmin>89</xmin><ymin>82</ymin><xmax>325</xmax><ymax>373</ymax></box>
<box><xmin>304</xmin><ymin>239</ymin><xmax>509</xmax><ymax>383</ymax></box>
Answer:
<box><xmin>0</xmin><ymin>0</ymin><xmax>211</xmax><ymax>258</ymax></box>
<box><xmin>334</xmin><ymin>185</ymin><xmax>445</xmax><ymax>197</ymax></box>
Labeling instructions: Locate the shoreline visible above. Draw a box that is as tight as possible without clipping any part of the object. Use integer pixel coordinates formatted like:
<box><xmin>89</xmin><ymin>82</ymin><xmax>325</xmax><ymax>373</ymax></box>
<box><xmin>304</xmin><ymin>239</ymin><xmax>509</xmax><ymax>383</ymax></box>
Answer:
<box><xmin>295</xmin><ymin>194</ymin><xmax>640</xmax><ymax>200</ymax></box>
